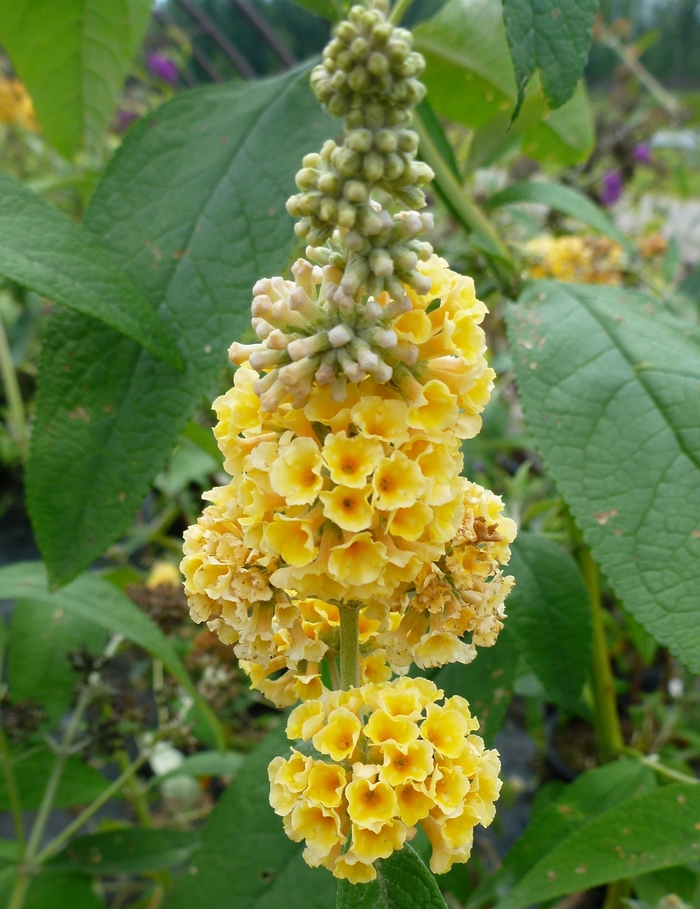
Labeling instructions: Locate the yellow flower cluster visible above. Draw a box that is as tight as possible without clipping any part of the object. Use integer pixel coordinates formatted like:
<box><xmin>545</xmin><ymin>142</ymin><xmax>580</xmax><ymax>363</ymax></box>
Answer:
<box><xmin>0</xmin><ymin>78</ymin><xmax>38</xmax><ymax>131</ymax></box>
<box><xmin>269</xmin><ymin>678</ymin><xmax>501</xmax><ymax>882</ymax></box>
<box><xmin>524</xmin><ymin>234</ymin><xmax>624</xmax><ymax>285</ymax></box>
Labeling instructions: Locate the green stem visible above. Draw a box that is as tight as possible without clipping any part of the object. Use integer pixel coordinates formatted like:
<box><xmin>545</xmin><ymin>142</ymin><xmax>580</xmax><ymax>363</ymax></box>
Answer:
<box><xmin>413</xmin><ymin>108</ymin><xmax>514</xmax><ymax>281</ymax></box>
<box><xmin>622</xmin><ymin>748</ymin><xmax>700</xmax><ymax>786</ymax></box>
<box><xmin>7</xmin><ymin>875</ymin><xmax>30</xmax><ymax>909</ymax></box>
<box><xmin>0</xmin><ymin>724</ymin><xmax>25</xmax><ymax>850</ymax></box>
<box><xmin>580</xmin><ymin>546</ymin><xmax>624</xmax><ymax>759</ymax></box>
<box><xmin>389</xmin><ymin>0</ymin><xmax>415</xmax><ymax>25</ymax></box>
<box><xmin>326</xmin><ymin>655</ymin><xmax>341</xmax><ymax>691</ymax></box>
<box><xmin>602</xmin><ymin>877</ymin><xmax>630</xmax><ymax>909</ymax></box>
<box><xmin>0</xmin><ymin>314</ymin><xmax>27</xmax><ymax>459</ymax></box>
<box><xmin>33</xmin><ymin>749</ymin><xmax>152</xmax><ymax>865</ymax></box>
<box><xmin>338</xmin><ymin>604</ymin><xmax>360</xmax><ymax>690</ymax></box>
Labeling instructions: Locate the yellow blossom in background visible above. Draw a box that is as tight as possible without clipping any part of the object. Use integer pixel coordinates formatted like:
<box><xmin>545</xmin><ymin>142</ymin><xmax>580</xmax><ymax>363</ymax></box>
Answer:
<box><xmin>524</xmin><ymin>234</ymin><xmax>625</xmax><ymax>285</ymax></box>
<box><xmin>0</xmin><ymin>78</ymin><xmax>39</xmax><ymax>131</ymax></box>
<box><xmin>269</xmin><ymin>679</ymin><xmax>501</xmax><ymax>881</ymax></box>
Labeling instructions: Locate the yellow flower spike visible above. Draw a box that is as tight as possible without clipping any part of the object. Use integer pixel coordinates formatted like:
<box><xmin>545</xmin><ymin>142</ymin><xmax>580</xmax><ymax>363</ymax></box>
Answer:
<box><xmin>364</xmin><ymin>709</ymin><xmax>419</xmax><ymax>749</ymax></box>
<box><xmin>312</xmin><ymin>707</ymin><xmax>363</xmax><ymax>761</ymax></box>
<box><xmin>346</xmin><ymin>778</ymin><xmax>399</xmax><ymax>832</ymax></box>
<box><xmin>327</xmin><ymin>532</ymin><xmax>387</xmax><ymax>588</ymax></box>
<box><xmin>379</xmin><ymin>741</ymin><xmax>434</xmax><ymax>787</ymax></box>
<box><xmin>372</xmin><ymin>451</ymin><xmax>427</xmax><ymax>511</ymax></box>
<box><xmin>269</xmin><ymin>436</ymin><xmax>324</xmax><ymax>505</ymax></box>
<box><xmin>305</xmin><ymin>761</ymin><xmax>348</xmax><ymax>809</ymax></box>
<box><xmin>350</xmin><ymin>819</ymin><xmax>408</xmax><ymax>864</ymax></box>
<box><xmin>322</xmin><ymin>431</ymin><xmax>384</xmax><ymax>487</ymax></box>
<box><xmin>420</xmin><ymin>705</ymin><xmax>469</xmax><ymax>758</ymax></box>
<box><xmin>319</xmin><ymin>484</ymin><xmax>374</xmax><ymax>532</ymax></box>
<box><xmin>287</xmin><ymin>700</ymin><xmax>326</xmax><ymax>740</ymax></box>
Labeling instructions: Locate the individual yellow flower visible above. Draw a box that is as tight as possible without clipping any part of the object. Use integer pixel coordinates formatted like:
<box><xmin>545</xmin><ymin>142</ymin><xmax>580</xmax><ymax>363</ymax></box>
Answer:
<box><xmin>372</xmin><ymin>451</ymin><xmax>426</xmax><ymax>511</ymax></box>
<box><xmin>306</xmin><ymin>762</ymin><xmax>348</xmax><ymax>808</ymax></box>
<box><xmin>346</xmin><ymin>778</ymin><xmax>399</xmax><ymax>832</ymax></box>
<box><xmin>420</xmin><ymin>704</ymin><xmax>469</xmax><ymax>759</ymax></box>
<box><xmin>269</xmin><ymin>436</ymin><xmax>324</xmax><ymax>505</ymax></box>
<box><xmin>364</xmin><ymin>710</ymin><xmax>419</xmax><ymax>749</ymax></box>
<box><xmin>350</xmin><ymin>820</ymin><xmax>407</xmax><ymax>864</ymax></box>
<box><xmin>319</xmin><ymin>485</ymin><xmax>373</xmax><ymax>532</ymax></box>
<box><xmin>312</xmin><ymin>707</ymin><xmax>362</xmax><ymax>761</ymax></box>
<box><xmin>379</xmin><ymin>740</ymin><xmax>434</xmax><ymax>786</ymax></box>
<box><xmin>327</xmin><ymin>533</ymin><xmax>387</xmax><ymax>587</ymax></box>
<box><xmin>322</xmin><ymin>431</ymin><xmax>384</xmax><ymax>487</ymax></box>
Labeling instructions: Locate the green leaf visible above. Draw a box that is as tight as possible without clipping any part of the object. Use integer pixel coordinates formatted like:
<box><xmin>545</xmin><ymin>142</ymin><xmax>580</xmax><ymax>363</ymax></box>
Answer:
<box><xmin>48</xmin><ymin>829</ymin><xmax>200</xmax><ymax>875</ymax></box>
<box><xmin>337</xmin><ymin>844</ymin><xmax>447</xmax><ymax>909</ymax></box>
<box><xmin>0</xmin><ymin>170</ymin><xmax>182</xmax><ymax>368</ymax></box>
<box><xmin>0</xmin><ymin>838</ymin><xmax>21</xmax><ymax>866</ymax></box>
<box><xmin>413</xmin><ymin>0</ymin><xmax>594</xmax><ymax>166</ymax></box>
<box><xmin>0</xmin><ymin>562</ymin><xmax>225</xmax><ymax>749</ymax></box>
<box><xmin>167</xmin><ymin>720</ymin><xmax>337</xmax><ymax>909</ymax></box>
<box><xmin>632</xmin><ymin>866</ymin><xmax>698</xmax><ymax>905</ymax></box>
<box><xmin>472</xmin><ymin>759</ymin><xmax>656</xmax><ymax>907</ymax></box>
<box><xmin>0</xmin><ymin>750</ymin><xmax>109</xmax><ymax>810</ymax></box>
<box><xmin>289</xmin><ymin>0</ymin><xmax>339</xmax><ymax>20</ymax></box>
<box><xmin>496</xmin><ymin>783</ymin><xmax>700</xmax><ymax>909</ymax></box>
<box><xmin>506</xmin><ymin>283</ymin><xmax>700</xmax><ymax>672</ymax></box>
<box><xmin>7</xmin><ymin>598</ymin><xmax>108</xmax><ymax>725</ymax></box>
<box><xmin>508</xmin><ymin>533</ymin><xmax>591</xmax><ymax>713</ymax></box>
<box><xmin>502</xmin><ymin>0</ymin><xmax>599</xmax><ymax>117</ymax></box>
<box><xmin>0</xmin><ymin>0</ymin><xmax>152</xmax><ymax>157</ymax></box>
<box><xmin>486</xmin><ymin>180</ymin><xmax>632</xmax><ymax>253</ymax></box>
<box><xmin>27</xmin><ymin>66</ymin><xmax>334</xmax><ymax>588</ymax></box>
<box><xmin>433</xmin><ymin>624</ymin><xmax>517</xmax><ymax>746</ymax></box>
<box><xmin>154</xmin><ymin>750</ymin><xmax>245</xmax><ymax>782</ymax></box>
<box><xmin>26</xmin><ymin>872</ymin><xmax>104</xmax><ymax>909</ymax></box>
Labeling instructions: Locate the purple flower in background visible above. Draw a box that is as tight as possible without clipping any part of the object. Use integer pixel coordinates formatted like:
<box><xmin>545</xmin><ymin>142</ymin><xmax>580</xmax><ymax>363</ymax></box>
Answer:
<box><xmin>633</xmin><ymin>142</ymin><xmax>653</xmax><ymax>164</ymax></box>
<box><xmin>600</xmin><ymin>170</ymin><xmax>624</xmax><ymax>207</ymax></box>
<box><xmin>117</xmin><ymin>109</ymin><xmax>139</xmax><ymax>132</ymax></box>
<box><xmin>147</xmin><ymin>53</ymin><xmax>178</xmax><ymax>86</ymax></box>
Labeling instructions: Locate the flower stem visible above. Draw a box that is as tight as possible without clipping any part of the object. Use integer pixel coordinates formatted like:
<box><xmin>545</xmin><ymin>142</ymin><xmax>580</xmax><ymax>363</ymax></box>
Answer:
<box><xmin>389</xmin><ymin>0</ymin><xmax>415</xmax><ymax>25</ymax></box>
<box><xmin>0</xmin><ymin>314</ymin><xmax>28</xmax><ymax>460</ymax></box>
<box><xmin>579</xmin><ymin>546</ymin><xmax>624</xmax><ymax>759</ymax></box>
<box><xmin>338</xmin><ymin>604</ymin><xmax>360</xmax><ymax>690</ymax></box>
<box><xmin>0</xmin><ymin>719</ymin><xmax>25</xmax><ymax>851</ymax></box>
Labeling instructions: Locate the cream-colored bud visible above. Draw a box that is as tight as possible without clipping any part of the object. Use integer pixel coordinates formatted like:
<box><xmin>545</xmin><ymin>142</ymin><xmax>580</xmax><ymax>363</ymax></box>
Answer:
<box><xmin>362</xmin><ymin>151</ymin><xmax>384</xmax><ymax>182</ymax></box>
<box><xmin>266</xmin><ymin>329</ymin><xmax>294</xmax><ymax>350</ymax></box>
<box><xmin>249</xmin><ymin>348</ymin><xmax>287</xmax><ymax>371</ymax></box>
<box><xmin>369</xmin><ymin>249</ymin><xmax>393</xmax><ymax>277</ymax></box>
<box><xmin>228</xmin><ymin>341</ymin><xmax>260</xmax><ymax>365</ymax></box>
<box><xmin>315</xmin><ymin>352</ymin><xmax>337</xmax><ymax>384</ymax></box>
<box><xmin>252</xmin><ymin>318</ymin><xmax>273</xmax><ymax>340</ymax></box>
<box><xmin>278</xmin><ymin>357</ymin><xmax>317</xmax><ymax>388</ymax></box>
<box><xmin>343</xmin><ymin>180</ymin><xmax>367</xmax><ymax>203</ymax></box>
<box><xmin>287</xmin><ymin>332</ymin><xmax>330</xmax><ymax>361</ymax></box>
<box><xmin>328</xmin><ymin>324</ymin><xmax>354</xmax><ymax>347</ymax></box>
<box><xmin>347</xmin><ymin>129</ymin><xmax>373</xmax><ymax>153</ymax></box>
<box><xmin>337</xmin><ymin>348</ymin><xmax>366</xmax><ymax>383</ymax></box>
<box><xmin>392</xmin><ymin>342</ymin><xmax>419</xmax><ymax>365</ymax></box>
<box><xmin>318</xmin><ymin>171</ymin><xmax>342</xmax><ymax>196</ymax></box>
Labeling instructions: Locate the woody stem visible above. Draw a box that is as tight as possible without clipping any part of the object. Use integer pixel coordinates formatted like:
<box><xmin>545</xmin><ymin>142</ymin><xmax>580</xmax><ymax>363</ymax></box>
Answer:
<box><xmin>339</xmin><ymin>604</ymin><xmax>360</xmax><ymax>690</ymax></box>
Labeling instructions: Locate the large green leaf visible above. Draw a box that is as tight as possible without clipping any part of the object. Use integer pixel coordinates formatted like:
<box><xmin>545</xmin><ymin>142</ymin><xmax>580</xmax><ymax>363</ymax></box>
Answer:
<box><xmin>413</xmin><ymin>0</ymin><xmax>594</xmax><ymax>165</ymax></box>
<box><xmin>508</xmin><ymin>533</ymin><xmax>591</xmax><ymax>713</ymax></box>
<box><xmin>502</xmin><ymin>0</ymin><xmax>599</xmax><ymax>116</ymax></box>
<box><xmin>506</xmin><ymin>283</ymin><xmax>700</xmax><ymax>672</ymax></box>
<box><xmin>48</xmin><ymin>829</ymin><xmax>200</xmax><ymax>875</ymax></box>
<box><xmin>27</xmin><ymin>66</ymin><xmax>334</xmax><ymax>587</ymax></box>
<box><xmin>166</xmin><ymin>720</ymin><xmax>337</xmax><ymax>909</ymax></box>
<box><xmin>471</xmin><ymin>759</ymin><xmax>656</xmax><ymax>907</ymax></box>
<box><xmin>0</xmin><ymin>0</ymin><xmax>152</xmax><ymax>157</ymax></box>
<box><xmin>0</xmin><ymin>170</ymin><xmax>181</xmax><ymax>367</ymax></box>
<box><xmin>336</xmin><ymin>844</ymin><xmax>447</xmax><ymax>909</ymax></box>
<box><xmin>434</xmin><ymin>623</ymin><xmax>517</xmax><ymax>746</ymax></box>
<box><xmin>0</xmin><ymin>750</ymin><xmax>109</xmax><ymax>810</ymax></box>
<box><xmin>26</xmin><ymin>872</ymin><xmax>104</xmax><ymax>909</ymax></box>
<box><xmin>8</xmin><ymin>598</ymin><xmax>108</xmax><ymax>725</ymax></box>
<box><xmin>487</xmin><ymin>180</ymin><xmax>631</xmax><ymax>253</ymax></box>
<box><xmin>0</xmin><ymin>562</ymin><xmax>224</xmax><ymax>749</ymax></box>
<box><xmin>496</xmin><ymin>783</ymin><xmax>700</xmax><ymax>909</ymax></box>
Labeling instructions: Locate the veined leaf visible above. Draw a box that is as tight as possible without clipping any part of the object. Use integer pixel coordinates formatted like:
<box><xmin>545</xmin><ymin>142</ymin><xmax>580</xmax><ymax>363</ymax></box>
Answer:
<box><xmin>506</xmin><ymin>283</ymin><xmax>700</xmax><ymax>672</ymax></box>
<box><xmin>167</xmin><ymin>721</ymin><xmax>337</xmax><ymax>909</ymax></box>
<box><xmin>0</xmin><ymin>562</ymin><xmax>225</xmax><ymax>749</ymax></box>
<box><xmin>27</xmin><ymin>66</ymin><xmax>334</xmax><ymax>587</ymax></box>
<box><xmin>502</xmin><ymin>0</ymin><xmax>599</xmax><ymax>117</ymax></box>
<box><xmin>413</xmin><ymin>0</ymin><xmax>594</xmax><ymax>166</ymax></box>
<box><xmin>496</xmin><ymin>783</ymin><xmax>700</xmax><ymax>909</ymax></box>
<box><xmin>0</xmin><ymin>170</ymin><xmax>181</xmax><ymax>367</ymax></box>
<box><xmin>0</xmin><ymin>0</ymin><xmax>152</xmax><ymax>157</ymax></box>
<box><xmin>48</xmin><ymin>829</ymin><xmax>200</xmax><ymax>875</ymax></box>
<box><xmin>487</xmin><ymin>180</ymin><xmax>631</xmax><ymax>253</ymax></box>
<box><xmin>337</xmin><ymin>844</ymin><xmax>447</xmax><ymax>909</ymax></box>
<box><xmin>508</xmin><ymin>533</ymin><xmax>592</xmax><ymax>713</ymax></box>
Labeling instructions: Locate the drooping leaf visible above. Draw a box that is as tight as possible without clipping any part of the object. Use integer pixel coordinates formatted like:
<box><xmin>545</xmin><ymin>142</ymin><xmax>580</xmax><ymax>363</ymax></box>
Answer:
<box><xmin>7</xmin><ymin>598</ymin><xmax>108</xmax><ymax>725</ymax></box>
<box><xmin>496</xmin><ymin>783</ymin><xmax>700</xmax><ymax>909</ymax></box>
<box><xmin>486</xmin><ymin>180</ymin><xmax>631</xmax><ymax>253</ymax></box>
<box><xmin>434</xmin><ymin>623</ymin><xmax>518</xmax><ymax>746</ymax></box>
<box><xmin>506</xmin><ymin>283</ymin><xmax>700</xmax><ymax>672</ymax></box>
<box><xmin>508</xmin><ymin>533</ymin><xmax>592</xmax><ymax>713</ymax></box>
<box><xmin>413</xmin><ymin>0</ymin><xmax>594</xmax><ymax>166</ymax></box>
<box><xmin>473</xmin><ymin>759</ymin><xmax>656</xmax><ymax>907</ymax></box>
<box><xmin>502</xmin><ymin>0</ymin><xmax>599</xmax><ymax>117</ymax></box>
<box><xmin>0</xmin><ymin>562</ymin><xmax>224</xmax><ymax>749</ymax></box>
<box><xmin>25</xmin><ymin>871</ymin><xmax>104</xmax><ymax>909</ymax></box>
<box><xmin>27</xmin><ymin>66</ymin><xmax>334</xmax><ymax>588</ymax></box>
<box><xmin>167</xmin><ymin>720</ymin><xmax>337</xmax><ymax>909</ymax></box>
<box><xmin>154</xmin><ymin>750</ymin><xmax>245</xmax><ymax>783</ymax></box>
<box><xmin>336</xmin><ymin>844</ymin><xmax>447</xmax><ymax>909</ymax></box>
<box><xmin>0</xmin><ymin>170</ymin><xmax>181</xmax><ymax>367</ymax></box>
<box><xmin>0</xmin><ymin>0</ymin><xmax>152</xmax><ymax>157</ymax></box>
<box><xmin>48</xmin><ymin>829</ymin><xmax>200</xmax><ymax>875</ymax></box>
<box><xmin>0</xmin><ymin>750</ymin><xmax>109</xmax><ymax>811</ymax></box>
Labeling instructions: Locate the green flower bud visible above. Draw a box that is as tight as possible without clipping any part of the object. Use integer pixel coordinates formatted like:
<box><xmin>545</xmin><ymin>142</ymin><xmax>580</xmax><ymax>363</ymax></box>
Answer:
<box><xmin>346</xmin><ymin>129</ymin><xmax>373</xmax><ymax>153</ymax></box>
<box><xmin>374</xmin><ymin>129</ymin><xmax>398</xmax><ymax>153</ymax></box>
<box><xmin>350</xmin><ymin>37</ymin><xmax>369</xmax><ymax>61</ymax></box>
<box><xmin>337</xmin><ymin>199</ymin><xmax>357</xmax><ymax>229</ymax></box>
<box><xmin>362</xmin><ymin>151</ymin><xmax>384</xmax><ymax>181</ymax></box>
<box><xmin>319</xmin><ymin>197</ymin><xmax>338</xmax><ymax>223</ymax></box>
<box><xmin>348</xmin><ymin>66</ymin><xmax>369</xmax><ymax>92</ymax></box>
<box><xmin>296</xmin><ymin>167</ymin><xmax>319</xmax><ymax>191</ymax></box>
<box><xmin>383</xmin><ymin>153</ymin><xmax>405</xmax><ymax>181</ymax></box>
<box><xmin>343</xmin><ymin>180</ymin><xmax>368</xmax><ymax>203</ymax></box>
<box><xmin>318</xmin><ymin>171</ymin><xmax>342</xmax><ymax>196</ymax></box>
<box><xmin>369</xmin><ymin>248</ymin><xmax>394</xmax><ymax>277</ymax></box>
<box><xmin>367</xmin><ymin>51</ymin><xmax>389</xmax><ymax>76</ymax></box>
